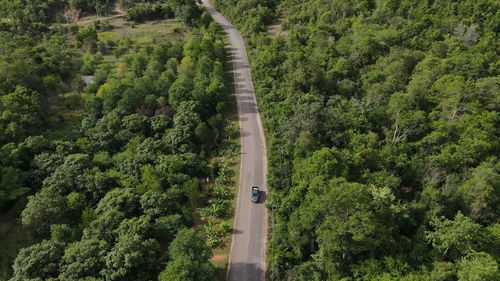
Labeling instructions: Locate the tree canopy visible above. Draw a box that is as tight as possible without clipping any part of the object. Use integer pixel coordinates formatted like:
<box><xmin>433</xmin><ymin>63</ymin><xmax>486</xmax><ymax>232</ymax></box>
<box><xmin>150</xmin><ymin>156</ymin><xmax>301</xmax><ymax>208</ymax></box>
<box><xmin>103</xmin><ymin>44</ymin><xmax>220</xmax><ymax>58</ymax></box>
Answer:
<box><xmin>215</xmin><ymin>0</ymin><xmax>500</xmax><ymax>279</ymax></box>
<box><xmin>1</xmin><ymin>1</ymin><xmax>232</xmax><ymax>280</ymax></box>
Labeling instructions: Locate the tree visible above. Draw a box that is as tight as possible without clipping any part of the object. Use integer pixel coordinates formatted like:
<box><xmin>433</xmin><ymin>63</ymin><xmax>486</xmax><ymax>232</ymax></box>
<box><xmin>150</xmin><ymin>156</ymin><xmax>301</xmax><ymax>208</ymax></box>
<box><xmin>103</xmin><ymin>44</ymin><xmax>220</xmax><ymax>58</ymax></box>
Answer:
<box><xmin>131</xmin><ymin>52</ymin><xmax>148</xmax><ymax>77</ymax></box>
<box><xmin>300</xmin><ymin>178</ymin><xmax>393</xmax><ymax>276</ymax></box>
<box><xmin>154</xmin><ymin>214</ymin><xmax>185</xmax><ymax>241</ymax></box>
<box><xmin>50</xmin><ymin>224</ymin><xmax>75</xmax><ymax>243</ymax></box>
<box><xmin>173</xmin><ymin>0</ymin><xmax>202</xmax><ymax>26</ymax></box>
<box><xmin>83</xmin><ymin>169</ymin><xmax>117</xmax><ymax>202</ymax></box>
<box><xmin>387</xmin><ymin>92</ymin><xmax>427</xmax><ymax>144</ymax></box>
<box><xmin>458</xmin><ymin>160</ymin><xmax>500</xmax><ymax>223</ymax></box>
<box><xmin>137</xmin><ymin>165</ymin><xmax>162</xmax><ymax>193</ymax></box>
<box><xmin>122</xmin><ymin>114</ymin><xmax>149</xmax><ymax>135</ymax></box>
<box><xmin>158</xmin><ymin>256</ymin><xmax>217</xmax><ymax>281</ymax></box>
<box><xmin>117</xmin><ymin>215</ymin><xmax>153</xmax><ymax>238</ymax></box>
<box><xmin>95</xmin><ymin>188</ymin><xmax>140</xmax><ymax>216</ymax></box>
<box><xmin>83</xmin><ymin>210</ymin><xmax>125</xmax><ymax>242</ymax></box>
<box><xmin>76</xmin><ymin>27</ymin><xmax>98</xmax><ymax>51</ymax></box>
<box><xmin>21</xmin><ymin>187</ymin><xmax>68</xmax><ymax>235</ymax></box>
<box><xmin>42</xmin><ymin>153</ymin><xmax>91</xmax><ymax>194</ymax></box>
<box><xmin>168</xmin><ymin>228</ymin><xmax>212</xmax><ymax>262</ymax></box>
<box><xmin>0</xmin><ymin>86</ymin><xmax>44</xmax><ymax>143</ymax></box>
<box><xmin>11</xmin><ymin>240</ymin><xmax>65</xmax><ymax>281</ymax></box>
<box><xmin>167</xmin><ymin>101</ymin><xmax>201</xmax><ymax>151</ymax></box>
<box><xmin>140</xmin><ymin>190</ymin><xmax>170</xmax><ymax>218</ymax></box>
<box><xmin>59</xmin><ymin>238</ymin><xmax>109</xmax><ymax>280</ymax></box>
<box><xmin>474</xmin><ymin>76</ymin><xmax>500</xmax><ymax>111</ymax></box>
<box><xmin>183</xmin><ymin>178</ymin><xmax>202</xmax><ymax>206</ymax></box>
<box><xmin>426</xmin><ymin>212</ymin><xmax>483</xmax><ymax>259</ymax></box>
<box><xmin>453</xmin><ymin>24</ymin><xmax>479</xmax><ymax>47</ymax></box>
<box><xmin>150</xmin><ymin>115</ymin><xmax>172</xmax><ymax>135</ymax></box>
<box><xmin>456</xmin><ymin>252</ymin><xmax>499</xmax><ymax>281</ymax></box>
<box><xmin>102</xmin><ymin>234</ymin><xmax>160</xmax><ymax>281</ymax></box>
<box><xmin>159</xmin><ymin>228</ymin><xmax>216</xmax><ymax>281</ymax></box>
<box><xmin>95</xmin><ymin>0</ymin><xmax>114</xmax><ymax>16</ymax></box>
<box><xmin>194</xmin><ymin>122</ymin><xmax>215</xmax><ymax>145</ymax></box>
<box><xmin>168</xmin><ymin>75</ymin><xmax>193</xmax><ymax>110</ymax></box>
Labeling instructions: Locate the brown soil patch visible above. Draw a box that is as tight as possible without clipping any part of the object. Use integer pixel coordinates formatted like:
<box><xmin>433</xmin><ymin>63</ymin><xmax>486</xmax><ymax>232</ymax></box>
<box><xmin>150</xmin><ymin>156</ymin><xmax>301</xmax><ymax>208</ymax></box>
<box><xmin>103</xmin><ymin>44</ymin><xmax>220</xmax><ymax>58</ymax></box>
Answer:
<box><xmin>211</xmin><ymin>254</ymin><xmax>227</xmax><ymax>263</ymax></box>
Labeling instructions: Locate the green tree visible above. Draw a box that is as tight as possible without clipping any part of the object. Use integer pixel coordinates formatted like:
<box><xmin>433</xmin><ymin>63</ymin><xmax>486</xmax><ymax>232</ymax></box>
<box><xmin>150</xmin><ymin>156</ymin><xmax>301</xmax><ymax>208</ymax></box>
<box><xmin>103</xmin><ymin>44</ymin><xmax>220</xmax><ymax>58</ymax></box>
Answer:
<box><xmin>169</xmin><ymin>228</ymin><xmax>212</xmax><ymax>261</ymax></box>
<box><xmin>11</xmin><ymin>240</ymin><xmax>65</xmax><ymax>281</ymax></box>
<box><xmin>458</xmin><ymin>160</ymin><xmax>500</xmax><ymax>223</ymax></box>
<box><xmin>159</xmin><ymin>228</ymin><xmax>216</xmax><ymax>281</ymax></box>
<box><xmin>456</xmin><ymin>252</ymin><xmax>499</xmax><ymax>281</ymax></box>
<box><xmin>21</xmin><ymin>187</ymin><xmax>68</xmax><ymax>235</ymax></box>
<box><xmin>59</xmin><ymin>238</ymin><xmax>109</xmax><ymax>280</ymax></box>
<box><xmin>76</xmin><ymin>27</ymin><xmax>99</xmax><ymax>51</ymax></box>
<box><xmin>426</xmin><ymin>212</ymin><xmax>483</xmax><ymax>259</ymax></box>
<box><xmin>122</xmin><ymin>114</ymin><xmax>149</xmax><ymax>135</ymax></box>
<box><xmin>0</xmin><ymin>86</ymin><xmax>44</xmax><ymax>143</ymax></box>
<box><xmin>95</xmin><ymin>188</ymin><xmax>140</xmax><ymax>216</ymax></box>
<box><xmin>158</xmin><ymin>256</ymin><xmax>216</xmax><ymax>281</ymax></box>
<box><xmin>102</xmin><ymin>234</ymin><xmax>160</xmax><ymax>281</ymax></box>
<box><xmin>50</xmin><ymin>224</ymin><xmax>75</xmax><ymax>243</ymax></box>
<box><xmin>168</xmin><ymin>75</ymin><xmax>193</xmax><ymax>110</ymax></box>
<box><xmin>42</xmin><ymin>153</ymin><xmax>91</xmax><ymax>194</ymax></box>
<box><xmin>131</xmin><ymin>52</ymin><xmax>148</xmax><ymax>77</ymax></box>
<box><xmin>83</xmin><ymin>210</ymin><xmax>125</xmax><ymax>242</ymax></box>
<box><xmin>140</xmin><ymin>190</ymin><xmax>170</xmax><ymax>218</ymax></box>
<box><xmin>154</xmin><ymin>214</ymin><xmax>185</xmax><ymax>241</ymax></box>
<box><xmin>117</xmin><ymin>215</ymin><xmax>153</xmax><ymax>238</ymax></box>
<box><xmin>167</xmin><ymin>101</ymin><xmax>201</xmax><ymax>151</ymax></box>
<box><xmin>302</xmin><ymin>178</ymin><xmax>393</xmax><ymax>276</ymax></box>
<box><xmin>137</xmin><ymin>165</ymin><xmax>162</xmax><ymax>193</ymax></box>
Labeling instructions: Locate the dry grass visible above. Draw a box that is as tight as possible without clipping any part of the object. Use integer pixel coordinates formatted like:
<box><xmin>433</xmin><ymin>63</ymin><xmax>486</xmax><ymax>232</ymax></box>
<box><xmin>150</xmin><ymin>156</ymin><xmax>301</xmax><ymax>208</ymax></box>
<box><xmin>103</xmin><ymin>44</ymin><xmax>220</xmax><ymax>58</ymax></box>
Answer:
<box><xmin>98</xmin><ymin>18</ymin><xmax>187</xmax><ymax>45</ymax></box>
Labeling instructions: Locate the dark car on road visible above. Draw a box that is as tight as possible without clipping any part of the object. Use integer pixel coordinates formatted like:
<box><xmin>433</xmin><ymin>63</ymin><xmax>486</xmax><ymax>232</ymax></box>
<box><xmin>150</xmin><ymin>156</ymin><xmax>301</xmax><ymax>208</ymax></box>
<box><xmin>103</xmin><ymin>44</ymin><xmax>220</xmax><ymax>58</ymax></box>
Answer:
<box><xmin>251</xmin><ymin>186</ymin><xmax>259</xmax><ymax>203</ymax></box>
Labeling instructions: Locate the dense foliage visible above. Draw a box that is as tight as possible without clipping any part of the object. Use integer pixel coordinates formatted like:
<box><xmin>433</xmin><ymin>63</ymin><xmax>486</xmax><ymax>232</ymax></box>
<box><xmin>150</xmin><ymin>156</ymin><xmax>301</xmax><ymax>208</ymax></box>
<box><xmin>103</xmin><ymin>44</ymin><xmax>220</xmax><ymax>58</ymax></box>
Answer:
<box><xmin>216</xmin><ymin>0</ymin><xmax>499</xmax><ymax>280</ymax></box>
<box><xmin>123</xmin><ymin>0</ymin><xmax>202</xmax><ymax>24</ymax></box>
<box><xmin>1</xmin><ymin>1</ymin><xmax>231</xmax><ymax>280</ymax></box>
<box><xmin>0</xmin><ymin>24</ymin><xmax>74</xmax><ymax>207</ymax></box>
<box><xmin>9</xmin><ymin>27</ymin><xmax>226</xmax><ymax>281</ymax></box>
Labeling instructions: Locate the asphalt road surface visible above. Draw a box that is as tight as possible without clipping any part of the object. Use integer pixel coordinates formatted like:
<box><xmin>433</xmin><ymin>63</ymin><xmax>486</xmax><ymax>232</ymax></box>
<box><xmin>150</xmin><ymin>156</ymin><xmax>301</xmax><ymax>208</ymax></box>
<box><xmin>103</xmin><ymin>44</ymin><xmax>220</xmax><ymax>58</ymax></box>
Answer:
<box><xmin>201</xmin><ymin>1</ymin><xmax>268</xmax><ymax>281</ymax></box>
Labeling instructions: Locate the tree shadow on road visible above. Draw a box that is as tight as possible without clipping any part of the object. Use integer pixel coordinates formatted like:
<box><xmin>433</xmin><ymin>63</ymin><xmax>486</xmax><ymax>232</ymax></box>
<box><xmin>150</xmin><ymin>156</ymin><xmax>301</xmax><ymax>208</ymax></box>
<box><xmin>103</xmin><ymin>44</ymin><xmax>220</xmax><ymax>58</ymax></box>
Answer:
<box><xmin>227</xmin><ymin>262</ymin><xmax>264</xmax><ymax>281</ymax></box>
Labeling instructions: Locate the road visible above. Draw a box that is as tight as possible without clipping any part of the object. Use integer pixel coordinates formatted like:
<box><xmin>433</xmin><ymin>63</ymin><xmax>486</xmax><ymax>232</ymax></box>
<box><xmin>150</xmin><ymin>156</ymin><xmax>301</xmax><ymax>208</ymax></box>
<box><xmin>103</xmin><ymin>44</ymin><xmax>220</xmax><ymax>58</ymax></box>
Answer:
<box><xmin>201</xmin><ymin>1</ymin><xmax>268</xmax><ymax>281</ymax></box>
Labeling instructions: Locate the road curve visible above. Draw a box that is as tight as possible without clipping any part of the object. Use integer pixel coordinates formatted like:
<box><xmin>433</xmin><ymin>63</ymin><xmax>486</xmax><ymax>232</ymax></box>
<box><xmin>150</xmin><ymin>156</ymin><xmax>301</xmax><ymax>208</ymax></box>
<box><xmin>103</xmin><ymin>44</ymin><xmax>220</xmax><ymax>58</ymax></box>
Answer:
<box><xmin>201</xmin><ymin>1</ymin><xmax>268</xmax><ymax>281</ymax></box>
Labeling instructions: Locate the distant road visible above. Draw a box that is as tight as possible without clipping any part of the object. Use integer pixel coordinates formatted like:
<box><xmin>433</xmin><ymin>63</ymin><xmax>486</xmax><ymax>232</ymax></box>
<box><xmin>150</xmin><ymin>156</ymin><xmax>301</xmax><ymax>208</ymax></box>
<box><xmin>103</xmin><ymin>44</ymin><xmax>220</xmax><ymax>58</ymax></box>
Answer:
<box><xmin>201</xmin><ymin>1</ymin><xmax>268</xmax><ymax>281</ymax></box>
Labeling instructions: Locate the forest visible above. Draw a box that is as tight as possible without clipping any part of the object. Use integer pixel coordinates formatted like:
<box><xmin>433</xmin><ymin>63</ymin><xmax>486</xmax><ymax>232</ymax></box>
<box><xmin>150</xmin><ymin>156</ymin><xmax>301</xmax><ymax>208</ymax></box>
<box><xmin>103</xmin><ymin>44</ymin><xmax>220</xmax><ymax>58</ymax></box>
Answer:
<box><xmin>0</xmin><ymin>1</ymin><xmax>236</xmax><ymax>280</ymax></box>
<box><xmin>214</xmin><ymin>0</ymin><xmax>499</xmax><ymax>280</ymax></box>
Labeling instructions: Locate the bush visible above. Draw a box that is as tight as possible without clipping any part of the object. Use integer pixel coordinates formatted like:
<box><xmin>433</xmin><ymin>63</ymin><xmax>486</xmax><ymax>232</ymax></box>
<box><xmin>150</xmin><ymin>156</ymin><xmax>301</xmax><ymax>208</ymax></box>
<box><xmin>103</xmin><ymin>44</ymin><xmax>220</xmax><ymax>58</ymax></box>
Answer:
<box><xmin>126</xmin><ymin>4</ymin><xmax>174</xmax><ymax>23</ymax></box>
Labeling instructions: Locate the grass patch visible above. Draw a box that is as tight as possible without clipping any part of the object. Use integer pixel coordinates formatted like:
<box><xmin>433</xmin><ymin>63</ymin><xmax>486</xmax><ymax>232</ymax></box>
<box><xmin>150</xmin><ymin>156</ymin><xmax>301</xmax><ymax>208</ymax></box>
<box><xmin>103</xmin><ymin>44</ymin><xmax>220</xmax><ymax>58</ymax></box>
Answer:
<box><xmin>98</xmin><ymin>18</ymin><xmax>187</xmax><ymax>46</ymax></box>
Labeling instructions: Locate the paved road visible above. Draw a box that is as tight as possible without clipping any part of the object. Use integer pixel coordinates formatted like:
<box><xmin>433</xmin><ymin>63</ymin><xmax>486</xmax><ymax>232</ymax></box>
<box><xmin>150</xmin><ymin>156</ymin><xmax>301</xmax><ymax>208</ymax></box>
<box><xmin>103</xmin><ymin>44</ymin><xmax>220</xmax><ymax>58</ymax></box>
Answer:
<box><xmin>201</xmin><ymin>1</ymin><xmax>268</xmax><ymax>281</ymax></box>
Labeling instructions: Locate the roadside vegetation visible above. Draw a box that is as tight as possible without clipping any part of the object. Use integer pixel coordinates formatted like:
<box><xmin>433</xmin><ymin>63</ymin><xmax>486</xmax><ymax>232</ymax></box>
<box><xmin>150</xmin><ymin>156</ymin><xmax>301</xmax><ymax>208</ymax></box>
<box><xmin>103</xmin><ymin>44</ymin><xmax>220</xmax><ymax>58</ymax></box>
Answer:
<box><xmin>0</xmin><ymin>1</ymin><xmax>237</xmax><ymax>280</ymax></box>
<box><xmin>215</xmin><ymin>0</ymin><xmax>499</xmax><ymax>280</ymax></box>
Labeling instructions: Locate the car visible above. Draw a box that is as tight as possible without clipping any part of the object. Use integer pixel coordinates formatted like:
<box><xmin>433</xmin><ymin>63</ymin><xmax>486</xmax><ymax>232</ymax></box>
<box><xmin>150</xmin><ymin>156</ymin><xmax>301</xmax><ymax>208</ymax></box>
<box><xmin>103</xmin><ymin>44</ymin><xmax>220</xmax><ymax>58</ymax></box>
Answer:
<box><xmin>251</xmin><ymin>186</ymin><xmax>259</xmax><ymax>203</ymax></box>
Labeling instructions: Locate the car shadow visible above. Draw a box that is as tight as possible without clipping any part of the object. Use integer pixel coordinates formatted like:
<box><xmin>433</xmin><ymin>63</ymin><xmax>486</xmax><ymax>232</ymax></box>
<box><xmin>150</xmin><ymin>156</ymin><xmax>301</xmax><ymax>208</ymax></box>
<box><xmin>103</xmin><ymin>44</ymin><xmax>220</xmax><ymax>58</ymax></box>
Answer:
<box><xmin>256</xmin><ymin>190</ymin><xmax>267</xmax><ymax>204</ymax></box>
